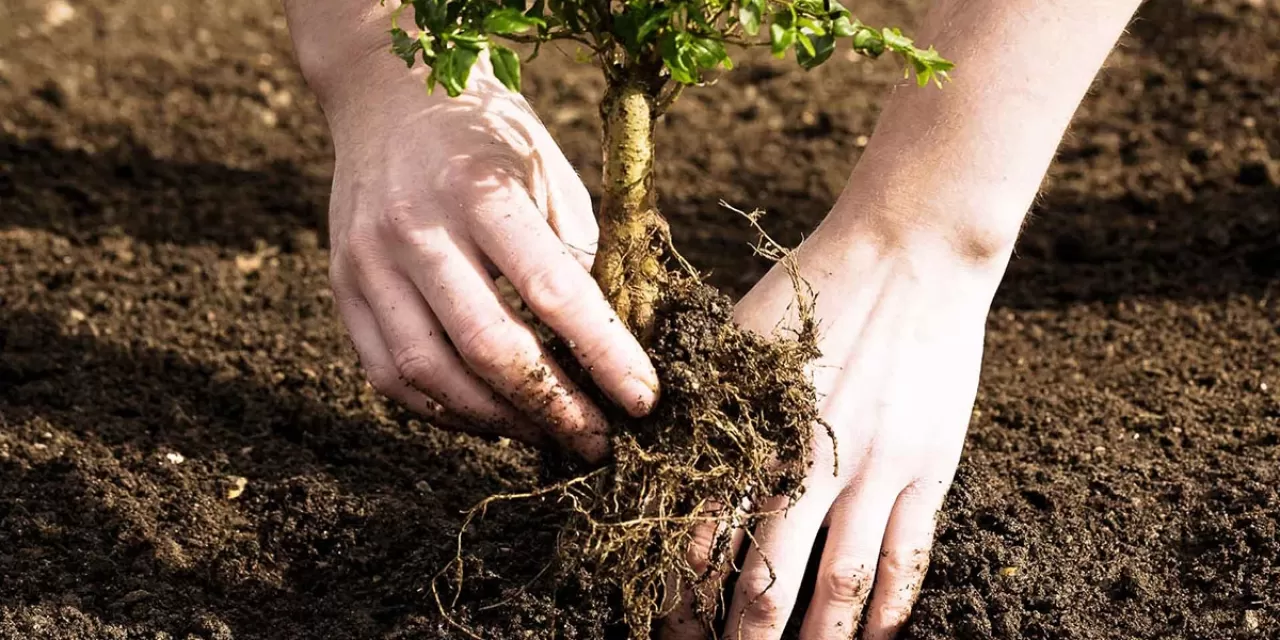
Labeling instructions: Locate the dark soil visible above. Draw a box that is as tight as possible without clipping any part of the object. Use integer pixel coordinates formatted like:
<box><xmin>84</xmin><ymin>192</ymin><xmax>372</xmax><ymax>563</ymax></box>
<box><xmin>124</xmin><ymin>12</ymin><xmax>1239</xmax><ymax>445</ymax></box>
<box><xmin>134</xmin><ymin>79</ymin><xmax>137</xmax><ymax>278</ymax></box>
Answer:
<box><xmin>1</xmin><ymin>0</ymin><xmax>1278</xmax><ymax>638</ymax></box>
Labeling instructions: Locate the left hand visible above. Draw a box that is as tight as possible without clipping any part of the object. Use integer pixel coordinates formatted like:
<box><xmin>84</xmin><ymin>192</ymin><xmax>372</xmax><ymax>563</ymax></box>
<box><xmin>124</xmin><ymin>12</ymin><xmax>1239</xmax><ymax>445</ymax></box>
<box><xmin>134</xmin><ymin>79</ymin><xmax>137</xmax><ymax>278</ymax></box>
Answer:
<box><xmin>662</xmin><ymin>215</ymin><xmax>1003</xmax><ymax>639</ymax></box>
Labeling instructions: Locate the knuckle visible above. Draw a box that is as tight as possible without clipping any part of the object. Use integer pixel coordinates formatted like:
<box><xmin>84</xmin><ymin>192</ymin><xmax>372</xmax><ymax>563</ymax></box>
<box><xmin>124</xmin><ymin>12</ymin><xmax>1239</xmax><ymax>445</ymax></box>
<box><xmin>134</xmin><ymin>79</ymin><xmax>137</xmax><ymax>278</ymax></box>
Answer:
<box><xmin>684</xmin><ymin>525</ymin><xmax>721</xmax><ymax>577</ymax></box>
<box><xmin>328</xmin><ymin>266</ymin><xmax>360</xmax><ymax>306</ymax></box>
<box><xmin>362</xmin><ymin>363</ymin><xmax>400</xmax><ymax>397</ymax></box>
<box><xmin>736</xmin><ymin>575</ymin><xmax>786</xmax><ymax>624</ymax></box>
<box><xmin>328</xmin><ymin>260</ymin><xmax>346</xmax><ymax>290</ymax></box>
<box><xmin>457</xmin><ymin>315</ymin><xmax>523</xmax><ymax>375</ymax></box>
<box><xmin>879</xmin><ymin>545</ymin><xmax>931</xmax><ymax>579</ymax></box>
<box><xmin>344</xmin><ymin>232</ymin><xmax>382</xmax><ymax>274</ymax></box>
<box><xmin>821</xmin><ymin>563</ymin><xmax>874</xmax><ymax>605</ymax></box>
<box><xmin>404</xmin><ymin>228</ymin><xmax>452</xmax><ymax>272</ymax></box>
<box><xmin>376</xmin><ymin>200</ymin><xmax>419</xmax><ymax>243</ymax></box>
<box><xmin>443</xmin><ymin>153</ymin><xmax>529</xmax><ymax>197</ymax></box>
<box><xmin>392</xmin><ymin>347</ymin><xmax>439</xmax><ymax>390</ymax></box>
<box><xmin>519</xmin><ymin>264</ymin><xmax>582</xmax><ymax>319</ymax></box>
<box><xmin>877</xmin><ymin>600</ymin><xmax>916</xmax><ymax>627</ymax></box>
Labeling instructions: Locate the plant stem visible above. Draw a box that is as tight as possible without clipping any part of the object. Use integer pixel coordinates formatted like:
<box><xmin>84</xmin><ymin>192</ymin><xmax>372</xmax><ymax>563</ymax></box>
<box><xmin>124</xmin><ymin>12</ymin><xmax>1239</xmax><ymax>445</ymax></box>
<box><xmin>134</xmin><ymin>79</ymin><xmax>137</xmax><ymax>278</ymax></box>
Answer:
<box><xmin>593</xmin><ymin>71</ymin><xmax>669</xmax><ymax>339</ymax></box>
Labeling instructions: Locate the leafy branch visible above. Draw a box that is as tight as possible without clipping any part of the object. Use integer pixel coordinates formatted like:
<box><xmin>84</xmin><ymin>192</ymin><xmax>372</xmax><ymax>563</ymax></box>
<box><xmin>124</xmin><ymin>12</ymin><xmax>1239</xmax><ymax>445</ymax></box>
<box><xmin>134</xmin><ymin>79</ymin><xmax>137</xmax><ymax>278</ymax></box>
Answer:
<box><xmin>383</xmin><ymin>0</ymin><xmax>953</xmax><ymax>96</ymax></box>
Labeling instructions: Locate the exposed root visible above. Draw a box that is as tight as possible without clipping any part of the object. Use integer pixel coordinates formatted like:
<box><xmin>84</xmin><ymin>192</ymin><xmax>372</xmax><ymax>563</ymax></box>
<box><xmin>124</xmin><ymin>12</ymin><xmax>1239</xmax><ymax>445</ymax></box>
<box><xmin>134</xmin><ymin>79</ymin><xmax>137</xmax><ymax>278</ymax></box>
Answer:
<box><xmin>433</xmin><ymin>208</ymin><xmax>826</xmax><ymax>638</ymax></box>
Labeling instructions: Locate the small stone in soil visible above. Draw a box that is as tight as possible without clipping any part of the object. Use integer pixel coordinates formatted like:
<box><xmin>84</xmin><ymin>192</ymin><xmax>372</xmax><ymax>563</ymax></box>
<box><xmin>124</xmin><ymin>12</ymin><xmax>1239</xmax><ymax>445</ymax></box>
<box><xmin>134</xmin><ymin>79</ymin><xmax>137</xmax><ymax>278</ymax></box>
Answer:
<box><xmin>226</xmin><ymin>476</ymin><xmax>248</xmax><ymax>500</ymax></box>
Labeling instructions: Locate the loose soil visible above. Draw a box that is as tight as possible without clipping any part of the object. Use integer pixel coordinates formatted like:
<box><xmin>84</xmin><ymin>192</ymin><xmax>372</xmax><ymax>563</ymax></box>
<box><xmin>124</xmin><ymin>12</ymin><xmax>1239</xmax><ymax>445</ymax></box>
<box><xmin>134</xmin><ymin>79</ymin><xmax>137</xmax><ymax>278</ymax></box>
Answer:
<box><xmin>1</xmin><ymin>0</ymin><xmax>1278</xmax><ymax>638</ymax></box>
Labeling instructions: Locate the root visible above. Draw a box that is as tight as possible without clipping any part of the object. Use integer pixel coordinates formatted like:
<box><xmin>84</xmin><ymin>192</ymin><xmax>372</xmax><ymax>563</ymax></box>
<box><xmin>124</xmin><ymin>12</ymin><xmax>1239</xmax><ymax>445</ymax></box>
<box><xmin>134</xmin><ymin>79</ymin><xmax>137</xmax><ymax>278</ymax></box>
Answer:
<box><xmin>434</xmin><ymin>267</ymin><xmax>826</xmax><ymax>637</ymax></box>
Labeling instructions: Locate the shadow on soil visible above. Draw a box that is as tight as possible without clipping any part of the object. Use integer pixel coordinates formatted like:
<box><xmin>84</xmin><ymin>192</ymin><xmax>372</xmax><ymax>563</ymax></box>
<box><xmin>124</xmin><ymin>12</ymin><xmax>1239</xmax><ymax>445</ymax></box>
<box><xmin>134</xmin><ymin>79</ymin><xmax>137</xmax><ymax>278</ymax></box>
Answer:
<box><xmin>0</xmin><ymin>306</ymin><xmax>541</xmax><ymax>637</ymax></box>
<box><xmin>5</xmin><ymin>129</ymin><xmax>1277</xmax><ymax>309</ymax></box>
<box><xmin>0</xmin><ymin>133</ymin><xmax>328</xmax><ymax>252</ymax></box>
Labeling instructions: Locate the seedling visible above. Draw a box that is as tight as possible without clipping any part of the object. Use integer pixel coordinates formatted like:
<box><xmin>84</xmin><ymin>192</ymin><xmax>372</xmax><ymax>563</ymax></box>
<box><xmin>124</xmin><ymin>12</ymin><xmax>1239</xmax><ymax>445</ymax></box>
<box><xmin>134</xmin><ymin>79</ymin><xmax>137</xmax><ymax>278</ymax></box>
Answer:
<box><xmin>384</xmin><ymin>1</ymin><xmax>951</xmax><ymax>636</ymax></box>
<box><xmin>386</xmin><ymin>0</ymin><xmax>950</xmax><ymax>333</ymax></box>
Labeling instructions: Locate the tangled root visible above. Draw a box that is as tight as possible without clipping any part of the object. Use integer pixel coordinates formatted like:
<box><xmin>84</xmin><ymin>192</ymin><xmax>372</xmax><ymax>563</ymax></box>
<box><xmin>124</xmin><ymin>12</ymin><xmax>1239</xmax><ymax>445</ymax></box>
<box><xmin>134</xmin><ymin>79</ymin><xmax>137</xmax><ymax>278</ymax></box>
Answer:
<box><xmin>434</xmin><ymin>238</ymin><xmax>823</xmax><ymax>638</ymax></box>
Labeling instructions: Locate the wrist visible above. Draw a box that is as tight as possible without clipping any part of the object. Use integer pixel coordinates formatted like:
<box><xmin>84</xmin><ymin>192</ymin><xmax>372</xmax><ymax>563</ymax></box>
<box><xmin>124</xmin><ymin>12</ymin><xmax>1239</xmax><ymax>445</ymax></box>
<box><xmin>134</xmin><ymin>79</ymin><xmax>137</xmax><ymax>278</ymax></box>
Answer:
<box><xmin>285</xmin><ymin>0</ymin><xmax>388</xmax><ymax>106</ymax></box>
<box><xmin>737</xmin><ymin>216</ymin><xmax>998</xmax><ymax>347</ymax></box>
<box><xmin>817</xmin><ymin>187</ymin><xmax>1021</xmax><ymax>295</ymax></box>
<box><xmin>286</xmin><ymin>0</ymin><xmax>480</xmax><ymax>126</ymax></box>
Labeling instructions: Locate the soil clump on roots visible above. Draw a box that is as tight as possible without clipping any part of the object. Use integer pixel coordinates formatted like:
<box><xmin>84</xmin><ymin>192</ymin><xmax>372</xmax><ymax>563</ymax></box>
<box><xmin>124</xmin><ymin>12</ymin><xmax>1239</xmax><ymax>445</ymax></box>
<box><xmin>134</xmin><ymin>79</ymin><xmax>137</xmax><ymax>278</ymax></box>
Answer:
<box><xmin>436</xmin><ymin>277</ymin><xmax>824</xmax><ymax>638</ymax></box>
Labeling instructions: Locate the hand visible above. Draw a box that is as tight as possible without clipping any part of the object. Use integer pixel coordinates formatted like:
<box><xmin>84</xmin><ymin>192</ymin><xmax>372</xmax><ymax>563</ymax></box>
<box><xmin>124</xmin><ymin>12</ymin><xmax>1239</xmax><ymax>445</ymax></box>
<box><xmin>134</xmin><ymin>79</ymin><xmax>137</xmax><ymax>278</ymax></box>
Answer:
<box><xmin>663</xmin><ymin>217</ymin><xmax>1002</xmax><ymax>639</ymax></box>
<box><xmin>287</xmin><ymin>9</ymin><xmax>658</xmax><ymax>461</ymax></box>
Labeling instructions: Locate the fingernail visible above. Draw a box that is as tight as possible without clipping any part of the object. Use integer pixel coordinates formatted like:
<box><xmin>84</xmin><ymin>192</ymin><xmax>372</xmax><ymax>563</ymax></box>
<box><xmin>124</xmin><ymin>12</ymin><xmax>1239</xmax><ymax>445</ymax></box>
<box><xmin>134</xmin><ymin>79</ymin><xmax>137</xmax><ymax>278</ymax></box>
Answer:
<box><xmin>620</xmin><ymin>368</ymin><xmax>660</xmax><ymax>417</ymax></box>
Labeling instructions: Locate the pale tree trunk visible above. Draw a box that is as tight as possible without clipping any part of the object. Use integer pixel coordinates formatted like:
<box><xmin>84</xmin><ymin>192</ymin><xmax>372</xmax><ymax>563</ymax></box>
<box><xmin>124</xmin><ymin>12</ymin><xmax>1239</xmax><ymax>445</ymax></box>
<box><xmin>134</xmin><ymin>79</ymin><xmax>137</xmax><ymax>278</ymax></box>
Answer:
<box><xmin>592</xmin><ymin>75</ymin><xmax>669</xmax><ymax>339</ymax></box>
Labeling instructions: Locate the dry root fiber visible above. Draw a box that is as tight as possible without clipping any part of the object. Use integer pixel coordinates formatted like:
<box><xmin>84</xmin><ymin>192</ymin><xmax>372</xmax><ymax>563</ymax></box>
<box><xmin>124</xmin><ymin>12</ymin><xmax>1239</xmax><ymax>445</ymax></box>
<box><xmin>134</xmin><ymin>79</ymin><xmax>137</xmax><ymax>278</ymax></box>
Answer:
<box><xmin>435</xmin><ymin>276</ymin><xmax>823</xmax><ymax>638</ymax></box>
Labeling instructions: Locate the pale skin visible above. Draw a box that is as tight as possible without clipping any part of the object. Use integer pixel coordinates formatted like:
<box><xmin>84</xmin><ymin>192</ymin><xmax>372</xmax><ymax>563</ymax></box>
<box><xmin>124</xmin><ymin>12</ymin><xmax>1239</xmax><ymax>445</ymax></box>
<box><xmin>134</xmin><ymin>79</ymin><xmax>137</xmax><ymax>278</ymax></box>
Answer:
<box><xmin>284</xmin><ymin>0</ymin><xmax>1145</xmax><ymax>636</ymax></box>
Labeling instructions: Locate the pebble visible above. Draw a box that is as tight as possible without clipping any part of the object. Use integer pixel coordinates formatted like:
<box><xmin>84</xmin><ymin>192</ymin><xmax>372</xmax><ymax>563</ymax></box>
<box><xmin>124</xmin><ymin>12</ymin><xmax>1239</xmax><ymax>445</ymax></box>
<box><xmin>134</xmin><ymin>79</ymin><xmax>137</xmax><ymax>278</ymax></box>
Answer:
<box><xmin>287</xmin><ymin>229</ymin><xmax>320</xmax><ymax>253</ymax></box>
<box><xmin>1243</xmin><ymin>609</ymin><xmax>1260</xmax><ymax>632</ymax></box>
<box><xmin>44</xmin><ymin>0</ymin><xmax>76</xmax><ymax>29</ymax></box>
<box><xmin>164</xmin><ymin>452</ymin><xmax>185</xmax><ymax>464</ymax></box>
<box><xmin>225</xmin><ymin>476</ymin><xmax>248</xmax><ymax>500</ymax></box>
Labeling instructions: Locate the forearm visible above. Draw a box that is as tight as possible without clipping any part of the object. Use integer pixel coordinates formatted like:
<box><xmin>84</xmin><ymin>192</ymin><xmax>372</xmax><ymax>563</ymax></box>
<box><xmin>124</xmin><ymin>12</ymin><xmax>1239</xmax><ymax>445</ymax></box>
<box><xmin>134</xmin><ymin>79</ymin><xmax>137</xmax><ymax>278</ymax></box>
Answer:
<box><xmin>282</xmin><ymin>0</ymin><xmax>390</xmax><ymax>92</ymax></box>
<box><xmin>828</xmin><ymin>0</ymin><xmax>1144</xmax><ymax>271</ymax></box>
<box><xmin>283</xmin><ymin>0</ymin><xmax>453</xmax><ymax>123</ymax></box>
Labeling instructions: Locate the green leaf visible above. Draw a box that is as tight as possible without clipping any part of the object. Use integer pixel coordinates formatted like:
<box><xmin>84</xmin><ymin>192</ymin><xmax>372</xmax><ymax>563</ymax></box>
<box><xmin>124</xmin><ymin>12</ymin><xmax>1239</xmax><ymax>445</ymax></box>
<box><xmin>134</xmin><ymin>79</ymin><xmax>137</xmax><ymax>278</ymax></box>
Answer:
<box><xmin>659</xmin><ymin>31</ymin><xmax>696</xmax><ymax>84</ymax></box>
<box><xmin>851</xmin><ymin>27</ymin><xmax>884</xmax><ymax>56</ymax></box>
<box><xmin>613</xmin><ymin>10</ymin><xmax>640</xmax><ymax>51</ymax></box>
<box><xmin>636</xmin><ymin>11</ymin><xmax>669</xmax><ymax>43</ymax></box>
<box><xmin>548</xmin><ymin>0</ymin><xmax>581</xmax><ymax>31</ymax></box>
<box><xmin>832</xmin><ymin>15</ymin><xmax>856</xmax><ymax>37</ymax></box>
<box><xmin>880</xmin><ymin>27</ymin><xmax>913</xmax><ymax>51</ymax></box>
<box><xmin>491</xmin><ymin>45</ymin><xmax>522</xmax><ymax>91</ymax></box>
<box><xmin>773</xmin><ymin>8</ymin><xmax>795</xmax><ymax>29</ymax></box>
<box><xmin>796</xmin><ymin>33</ymin><xmax>835</xmax><ymax>69</ymax></box>
<box><xmin>687</xmin><ymin>36</ymin><xmax>728</xmax><ymax>71</ymax></box>
<box><xmin>911</xmin><ymin>46</ymin><xmax>955</xmax><ymax>73</ymax></box>
<box><xmin>738</xmin><ymin>0</ymin><xmax>763</xmax><ymax>36</ymax></box>
<box><xmin>435</xmin><ymin>44</ymin><xmax>480</xmax><ymax>97</ymax></box>
<box><xmin>411</xmin><ymin>0</ymin><xmax>446</xmax><ymax>31</ymax></box>
<box><xmin>824</xmin><ymin>0</ymin><xmax>851</xmax><ymax>17</ymax></box>
<box><xmin>483</xmin><ymin>7</ymin><xmax>545</xmax><ymax>35</ymax></box>
<box><xmin>769</xmin><ymin>23</ymin><xmax>795</xmax><ymax>59</ymax></box>
<box><xmin>904</xmin><ymin>46</ymin><xmax>954</xmax><ymax>87</ymax></box>
<box><xmin>796</xmin><ymin>17</ymin><xmax>825</xmax><ymax>36</ymax></box>
<box><xmin>390</xmin><ymin>27</ymin><xmax>421</xmax><ymax>67</ymax></box>
<box><xmin>796</xmin><ymin>30</ymin><xmax>816</xmax><ymax>57</ymax></box>
<box><xmin>793</xmin><ymin>0</ymin><xmax>824</xmax><ymax>14</ymax></box>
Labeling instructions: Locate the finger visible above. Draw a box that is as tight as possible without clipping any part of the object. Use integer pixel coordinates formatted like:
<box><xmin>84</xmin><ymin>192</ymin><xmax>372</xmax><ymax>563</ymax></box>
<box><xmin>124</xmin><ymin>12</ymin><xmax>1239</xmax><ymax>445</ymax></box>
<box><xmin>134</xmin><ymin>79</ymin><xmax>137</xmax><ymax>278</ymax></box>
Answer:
<box><xmin>723</xmin><ymin>490</ymin><xmax>832</xmax><ymax>640</ymax></box>
<box><xmin>661</xmin><ymin>505</ymin><xmax>747</xmax><ymax>640</ymax></box>
<box><xmin>333</xmin><ymin>279</ymin><xmax>497</xmax><ymax>436</ymax></box>
<box><xmin>389</xmin><ymin>232</ymin><xmax>611</xmax><ymax>461</ymax></box>
<box><xmin>351</xmin><ymin>258</ymin><xmax>548</xmax><ymax>446</ymax></box>
<box><xmin>797</xmin><ymin>484</ymin><xmax>898</xmax><ymax>640</ymax></box>
<box><xmin>861</xmin><ymin>481</ymin><xmax>948</xmax><ymax>640</ymax></box>
<box><xmin>543</xmin><ymin>156</ymin><xmax>598</xmax><ymax>271</ymax></box>
<box><xmin>336</xmin><ymin>285</ymin><xmax>437</xmax><ymax>414</ymax></box>
<box><xmin>467</xmin><ymin>185</ymin><xmax>658</xmax><ymax>417</ymax></box>
<box><xmin>511</xmin><ymin>96</ymin><xmax>598</xmax><ymax>272</ymax></box>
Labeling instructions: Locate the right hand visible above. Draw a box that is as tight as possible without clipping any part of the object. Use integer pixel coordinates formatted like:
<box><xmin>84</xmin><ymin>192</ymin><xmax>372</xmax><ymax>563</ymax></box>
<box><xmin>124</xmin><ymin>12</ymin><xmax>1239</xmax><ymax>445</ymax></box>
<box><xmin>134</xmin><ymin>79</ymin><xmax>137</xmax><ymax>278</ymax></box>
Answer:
<box><xmin>287</xmin><ymin>7</ymin><xmax>658</xmax><ymax>461</ymax></box>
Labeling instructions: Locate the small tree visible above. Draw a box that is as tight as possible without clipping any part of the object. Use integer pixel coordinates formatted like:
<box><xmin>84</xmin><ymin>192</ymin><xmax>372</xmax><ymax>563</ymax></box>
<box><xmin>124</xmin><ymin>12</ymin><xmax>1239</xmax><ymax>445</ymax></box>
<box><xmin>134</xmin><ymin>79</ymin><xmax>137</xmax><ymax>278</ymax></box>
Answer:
<box><xmin>387</xmin><ymin>0</ymin><xmax>951</xmax><ymax>335</ymax></box>
<box><xmin>387</xmin><ymin>2</ymin><xmax>951</xmax><ymax>635</ymax></box>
